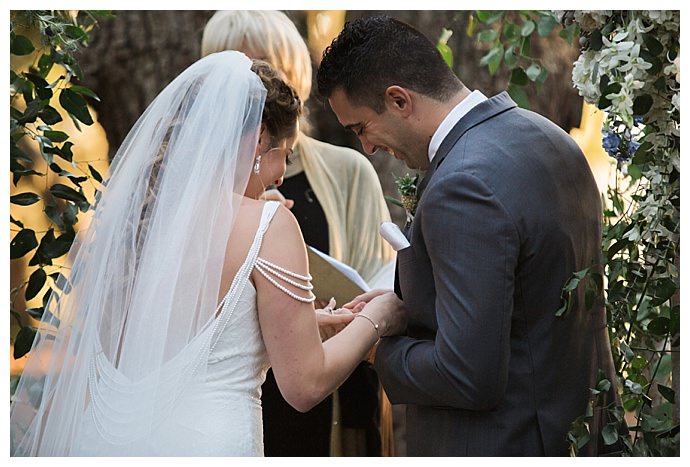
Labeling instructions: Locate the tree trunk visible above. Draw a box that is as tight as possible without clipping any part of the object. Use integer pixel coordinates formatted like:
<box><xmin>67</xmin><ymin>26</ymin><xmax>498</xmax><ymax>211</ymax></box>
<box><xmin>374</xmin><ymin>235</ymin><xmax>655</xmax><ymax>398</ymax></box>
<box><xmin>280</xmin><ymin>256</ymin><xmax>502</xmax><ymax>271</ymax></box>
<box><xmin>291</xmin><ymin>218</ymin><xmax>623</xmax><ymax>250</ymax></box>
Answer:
<box><xmin>76</xmin><ymin>11</ymin><xmax>215</xmax><ymax>157</ymax></box>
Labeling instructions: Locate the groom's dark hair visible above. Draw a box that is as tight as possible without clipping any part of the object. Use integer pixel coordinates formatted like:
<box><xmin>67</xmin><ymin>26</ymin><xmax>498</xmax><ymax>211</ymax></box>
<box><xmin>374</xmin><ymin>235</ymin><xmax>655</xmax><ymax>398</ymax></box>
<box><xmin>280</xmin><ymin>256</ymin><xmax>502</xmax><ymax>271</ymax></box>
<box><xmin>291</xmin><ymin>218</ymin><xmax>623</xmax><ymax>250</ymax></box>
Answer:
<box><xmin>317</xmin><ymin>15</ymin><xmax>464</xmax><ymax>113</ymax></box>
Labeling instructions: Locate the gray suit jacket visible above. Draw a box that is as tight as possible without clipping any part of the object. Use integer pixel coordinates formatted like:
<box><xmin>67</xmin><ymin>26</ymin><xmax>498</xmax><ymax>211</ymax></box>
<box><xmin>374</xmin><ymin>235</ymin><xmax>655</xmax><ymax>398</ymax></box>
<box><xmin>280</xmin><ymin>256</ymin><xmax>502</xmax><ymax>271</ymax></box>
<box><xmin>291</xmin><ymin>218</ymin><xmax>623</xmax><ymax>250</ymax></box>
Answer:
<box><xmin>375</xmin><ymin>92</ymin><xmax>619</xmax><ymax>456</ymax></box>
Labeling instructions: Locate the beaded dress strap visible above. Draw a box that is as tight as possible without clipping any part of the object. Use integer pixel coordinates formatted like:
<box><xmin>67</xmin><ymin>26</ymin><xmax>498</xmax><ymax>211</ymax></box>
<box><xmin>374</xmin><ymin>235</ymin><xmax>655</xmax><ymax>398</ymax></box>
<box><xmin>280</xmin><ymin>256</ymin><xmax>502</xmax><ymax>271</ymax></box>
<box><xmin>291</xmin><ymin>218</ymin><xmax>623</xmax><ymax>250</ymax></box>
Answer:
<box><xmin>252</xmin><ymin>202</ymin><xmax>316</xmax><ymax>303</ymax></box>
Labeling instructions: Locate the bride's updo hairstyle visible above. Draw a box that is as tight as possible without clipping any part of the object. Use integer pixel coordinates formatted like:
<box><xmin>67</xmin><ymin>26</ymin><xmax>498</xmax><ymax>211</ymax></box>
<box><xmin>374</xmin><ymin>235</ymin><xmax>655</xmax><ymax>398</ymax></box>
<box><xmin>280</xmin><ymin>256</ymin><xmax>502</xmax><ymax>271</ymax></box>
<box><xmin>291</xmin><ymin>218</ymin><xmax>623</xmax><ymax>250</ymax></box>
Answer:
<box><xmin>250</xmin><ymin>59</ymin><xmax>302</xmax><ymax>145</ymax></box>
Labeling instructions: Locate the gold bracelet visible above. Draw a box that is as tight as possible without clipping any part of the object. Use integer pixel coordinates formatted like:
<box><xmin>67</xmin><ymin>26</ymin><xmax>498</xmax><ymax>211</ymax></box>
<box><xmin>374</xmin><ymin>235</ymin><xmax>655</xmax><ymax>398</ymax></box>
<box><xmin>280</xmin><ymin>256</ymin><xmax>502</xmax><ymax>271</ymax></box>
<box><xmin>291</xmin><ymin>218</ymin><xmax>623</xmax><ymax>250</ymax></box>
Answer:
<box><xmin>355</xmin><ymin>314</ymin><xmax>380</xmax><ymax>339</ymax></box>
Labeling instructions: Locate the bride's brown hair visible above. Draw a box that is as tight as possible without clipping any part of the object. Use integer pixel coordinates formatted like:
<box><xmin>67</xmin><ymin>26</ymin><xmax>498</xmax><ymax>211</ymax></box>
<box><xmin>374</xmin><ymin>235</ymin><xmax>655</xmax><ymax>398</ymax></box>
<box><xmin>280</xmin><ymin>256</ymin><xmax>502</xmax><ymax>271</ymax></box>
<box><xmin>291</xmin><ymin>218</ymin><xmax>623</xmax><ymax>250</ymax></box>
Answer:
<box><xmin>251</xmin><ymin>59</ymin><xmax>301</xmax><ymax>144</ymax></box>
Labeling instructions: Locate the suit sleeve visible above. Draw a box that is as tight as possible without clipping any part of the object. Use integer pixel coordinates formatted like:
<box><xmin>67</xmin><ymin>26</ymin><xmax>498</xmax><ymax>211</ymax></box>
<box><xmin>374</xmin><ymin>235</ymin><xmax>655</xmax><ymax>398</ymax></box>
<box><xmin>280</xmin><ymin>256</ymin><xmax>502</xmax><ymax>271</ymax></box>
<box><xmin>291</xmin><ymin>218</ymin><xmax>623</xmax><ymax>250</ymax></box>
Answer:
<box><xmin>374</xmin><ymin>171</ymin><xmax>519</xmax><ymax>410</ymax></box>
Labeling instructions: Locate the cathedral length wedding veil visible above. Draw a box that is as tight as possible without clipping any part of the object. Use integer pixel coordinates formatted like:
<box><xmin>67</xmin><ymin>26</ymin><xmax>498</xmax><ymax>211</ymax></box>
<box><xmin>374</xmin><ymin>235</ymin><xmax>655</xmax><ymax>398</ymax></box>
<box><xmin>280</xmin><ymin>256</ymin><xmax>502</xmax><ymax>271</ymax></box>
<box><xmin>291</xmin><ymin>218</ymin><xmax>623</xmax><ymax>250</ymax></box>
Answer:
<box><xmin>10</xmin><ymin>51</ymin><xmax>266</xmax><ymax>455</ymax></box>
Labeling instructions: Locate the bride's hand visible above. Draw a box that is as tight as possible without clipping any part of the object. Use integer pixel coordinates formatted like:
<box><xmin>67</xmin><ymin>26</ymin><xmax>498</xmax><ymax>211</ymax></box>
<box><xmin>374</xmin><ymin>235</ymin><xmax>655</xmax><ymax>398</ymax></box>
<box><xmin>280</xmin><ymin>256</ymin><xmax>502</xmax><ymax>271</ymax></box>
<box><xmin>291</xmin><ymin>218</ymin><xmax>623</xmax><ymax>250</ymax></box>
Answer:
<box><xmin>315</xmin><ymin>298</ymin><xmax>359</xmax><ymax>341</ymax></box>
<box><xmin>358</xmin><ymin>292</ymin><xmax>407</xmax><ymax>337</ymax></box>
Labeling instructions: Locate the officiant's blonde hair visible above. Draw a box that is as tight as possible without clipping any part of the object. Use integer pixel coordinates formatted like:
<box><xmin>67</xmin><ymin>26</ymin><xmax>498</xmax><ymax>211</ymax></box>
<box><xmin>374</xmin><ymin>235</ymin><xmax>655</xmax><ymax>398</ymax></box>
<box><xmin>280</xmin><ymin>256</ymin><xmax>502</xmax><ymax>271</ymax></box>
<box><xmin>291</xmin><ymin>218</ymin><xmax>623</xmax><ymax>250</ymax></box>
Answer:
<box><xmin>201</xmin><ymin>11</ymin><xmax>312</xmax><ymax>104</ymax></box>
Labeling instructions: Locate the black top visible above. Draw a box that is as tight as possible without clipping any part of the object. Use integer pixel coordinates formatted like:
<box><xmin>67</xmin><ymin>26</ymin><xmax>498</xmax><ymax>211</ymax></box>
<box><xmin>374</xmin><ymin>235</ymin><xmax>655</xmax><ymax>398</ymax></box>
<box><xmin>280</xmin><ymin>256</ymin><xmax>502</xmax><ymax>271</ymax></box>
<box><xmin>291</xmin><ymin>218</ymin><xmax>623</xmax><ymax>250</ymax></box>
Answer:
<box><xmin>278</xmin><ymin>171</ymin><xmax>329</xmax><ymax>254</ymax></box>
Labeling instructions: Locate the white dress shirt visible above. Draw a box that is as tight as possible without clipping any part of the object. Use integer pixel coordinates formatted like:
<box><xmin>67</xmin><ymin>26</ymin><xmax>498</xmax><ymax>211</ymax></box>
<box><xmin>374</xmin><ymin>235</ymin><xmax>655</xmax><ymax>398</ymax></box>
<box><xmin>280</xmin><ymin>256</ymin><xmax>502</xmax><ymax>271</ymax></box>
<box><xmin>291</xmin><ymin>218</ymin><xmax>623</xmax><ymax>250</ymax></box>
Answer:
<box><xmin>428</xmin><ymin>90</ymin><xmax>488</xmax><ymax>162</ymax></box>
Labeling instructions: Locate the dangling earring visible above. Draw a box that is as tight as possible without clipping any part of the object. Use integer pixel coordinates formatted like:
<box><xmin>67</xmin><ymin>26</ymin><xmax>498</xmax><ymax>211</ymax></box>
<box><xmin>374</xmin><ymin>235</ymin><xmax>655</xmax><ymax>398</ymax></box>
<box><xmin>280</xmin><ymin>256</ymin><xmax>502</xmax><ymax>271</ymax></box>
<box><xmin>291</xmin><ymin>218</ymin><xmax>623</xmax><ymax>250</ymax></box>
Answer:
<box><xmin>253</xmin><ymin>155</ymin><xmax>261</xmax><ymax>174</ymax></box>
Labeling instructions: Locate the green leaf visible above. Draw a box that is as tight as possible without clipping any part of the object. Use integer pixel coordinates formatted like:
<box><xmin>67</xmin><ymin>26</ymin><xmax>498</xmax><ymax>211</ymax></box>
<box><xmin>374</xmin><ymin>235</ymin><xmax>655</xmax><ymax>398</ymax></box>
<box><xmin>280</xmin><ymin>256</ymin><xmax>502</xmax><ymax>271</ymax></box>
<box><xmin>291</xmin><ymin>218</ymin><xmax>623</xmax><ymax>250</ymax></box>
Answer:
<box><xmin>10</xmin><ymin>215</ymin><xmax>24</xmax><ymax>229</ymax></box>
<box><xmin>521</xmin><ymin>20</ymin><xmax>535</xmax><ymax>37</ymax></box>
<box><xmin>526</xmin><ymin>63</ymin><xmax>542</xmax><ymax>81</ymax></box>
<box><xmin>507</xmin><ymin>84</ymin><xmax>530</xmax><ymax>109</ymax></box>
<box><xmin>625</xmin><ymin>379</ymin><xmax>643</xmax><ymax>395</ymax></box>
<box><xmin>37</xmin><ymin>53</ymin><xmax>54</xmax><ymax>77</ymax></box>
<box><xmin>558</xmin><ymin>22</ymin><xmax>579</xmax><ymax>43</ymax></box>
<box><xmin>654</xmin><ymin>277</ymin><xmax>677</xmax><ymax>304</ymax></box>
<box><xmin>537</xmin><ymin>13</ymin><xmax>559</xmax><ymax>37</ymax></box>
<box><xmin>64</xmin><ymin>25</ymin><xmax>88</xmax><ymax>42</ymax></box>
<box><xmin>44</xmin><ymin>204</ymin><xmax>65</xmax><ymax>230</ymax></box>
<box><xmin>58</xmin><ymin>141</ymin><xmax>74</xmax><ymax>163</ymax></box>
<box><xmin>384</xmin><ymin>195</ymin><xmax>403</xmax><ymax>208</ymax></box>
<box><xmin>632</xmin><ymin>94</ymin><xmax>653</xmax><ymax>116</ymax></box>
<box><xmin>623</xmin><ymin>396</ymin><xmax>640</xmax><ymax>412</ymax></box>
<box><xmin>10</xmin><ymin>229</ymin><xmax>38</xmax><ymax>259</ymax></box>
<box><xmin>59</xmin><ymin>88</ymin><xmax>94</xmax><ymax>125</ymax></box>
<box><xmin>63</xmin><ymin>202</ymin><xmax>79</xmax><ymax>226</ymax></box>
<box><xmin>510</xmin><ymin>67</ymin><xmax>528</xmax><ymax>86</ymax></box>
<box><xmin>647</xmin><ymin>317</ymin><xmax>670</xmax><ymax>336</ymax></box>
<box><xmin>477</xmin><ymin>29</ymin><xmax>498</xmax><ymax>43</ymax></box>
<box><xmin>657</xmin><ymin>384</ymin><xmax>675</xmax><ymax>404</ymax></box>
<box><xmin>476</xmin><ymin>11</ymin><xmax>504</xmax><ymax>24</ymax></box>
<box><xmin>596</xmin><ymin>378</ymin><xmax>611</xmax><ymax>393</ymax></box>
<box><xmin>627</xmin><ymin>163</ymin><xmax>642</xmax><ymax>181</ymax></box>
<box><xmin>88</xmin><ymin>164</ymin><xmax>104</xmax><ymax>183</ymax></box>
<box><xmin>11</xmin><ymin>34</ymin><xmax>35</xmax><ymax>55</ymax></box>
<box><xmin>50</xmin><ymin>183</ymin><xmax>87</xmax><ymax>204</ymax></box>
<box><xmin>25</xmin><ymin>268</ymin><xmax>47</xmax><ymax>301</ymax></box>
<box><xmin>504</xmin><ymin>46</ymin><xmax>518</xmax><ymax>67</ymax></box>
<box><xmin>630</xmin><ymin>355</ymin><xmax>647</xmax><ymax>370</ymax></box>
<box><xmin>589</xmin><ymin>30</ymin><xmax>603</xmax><ymax>51</ymax></box>
<box><xmin>43</xmin><ymin>130</ymin><xmax>69</xmax><ymax>143</ymax></box>
<box><xmin>39</xmin><ymin>105</ymin><xmax>63</xmax><ymax>125</ymax></box>
<box><xmin>69</xmin><ymin>84</ymin><xmax>100</xmax><ymax>101</ymax></box>
<box><xmin>10</xmin><ymin>192</ymin><xmax>42</xmax><ymax>206</ymax></box>
<box><xmin>479</xmin><ymin>45</ymin><xmax>504</xmax><ymax>75</ymax></box>
<box><xmin>642</xmin><ymin>33</ymin><xmax>664</xmax><ymax>56</ymax></box>
<box><xmin>655</xmin><ymin>354</ymin><xmax>672</xmax><ymax>380</ymax></box>
<box><xmin>639</xmin><ymin>50</ymin><xmax>662</xmax><ymax>74</ymax></box>
<box><xmin>502</xmin><ymin>22</ymin><xmax>520</xmax><ymax>42</ymax></box>
<box><xmin>13</xmin><ymin>327</ymin><xmax>38</xmax><ymax>359</ymax></box>
<box><xmin>17</xmin><ymin>98</ymin><xmax>42</xmax><ymax>125</ymax></box>
<box><xmin>437</xmin><ymin>43</ymin><xmax>454</xmax><ymax>69</ymax></box>
<box><xmin>25</xmin><ymin>73</ymin><xmax>52</xmax><ymax>100</ymax></box>
<box><xmin>602</xmin><ymin>423</ymin><xmax>619</xmax><ymax>446</ymax></box>
<box><xmin>42</xmin><ymin>233</ymin><xmax>73</xmax><ymax>259</ymax></box>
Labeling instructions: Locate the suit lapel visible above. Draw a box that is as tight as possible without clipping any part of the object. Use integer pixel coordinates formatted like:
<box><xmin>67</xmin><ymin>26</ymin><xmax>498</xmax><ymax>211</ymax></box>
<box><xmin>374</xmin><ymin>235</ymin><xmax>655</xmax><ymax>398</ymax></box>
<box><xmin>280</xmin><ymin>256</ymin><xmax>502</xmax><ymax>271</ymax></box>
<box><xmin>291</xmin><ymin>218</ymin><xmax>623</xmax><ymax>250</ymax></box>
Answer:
<box><xmin>417</xmin><ymin>91</ymin><xmax>518</xmax><ymax>200</ymax></box>
<box><xmin>396</xmin><ymin>92</ymin><xmax>517</xmax><ymax>302</ymax></box>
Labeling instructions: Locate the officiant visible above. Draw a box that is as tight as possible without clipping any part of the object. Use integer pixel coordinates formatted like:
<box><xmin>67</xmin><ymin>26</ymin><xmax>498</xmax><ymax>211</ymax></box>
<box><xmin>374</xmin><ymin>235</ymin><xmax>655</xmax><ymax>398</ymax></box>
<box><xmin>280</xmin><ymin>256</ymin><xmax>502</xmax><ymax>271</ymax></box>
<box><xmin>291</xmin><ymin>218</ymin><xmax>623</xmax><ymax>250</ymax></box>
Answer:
<box><xmin>201</xmin><ymin>10</ymin><xmax>396</xmax><ymax>456</ymax></box>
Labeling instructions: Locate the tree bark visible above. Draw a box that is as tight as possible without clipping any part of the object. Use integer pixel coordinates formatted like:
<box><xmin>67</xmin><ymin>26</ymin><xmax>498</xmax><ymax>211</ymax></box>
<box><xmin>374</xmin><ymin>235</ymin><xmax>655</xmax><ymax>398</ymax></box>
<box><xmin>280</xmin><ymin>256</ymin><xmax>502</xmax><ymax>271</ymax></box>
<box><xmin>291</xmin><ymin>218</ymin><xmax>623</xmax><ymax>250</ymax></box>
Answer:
<box><xmin>76</xmin><ymin>11</ymin><xmax>215</xmax><ymax>157</ymax></box>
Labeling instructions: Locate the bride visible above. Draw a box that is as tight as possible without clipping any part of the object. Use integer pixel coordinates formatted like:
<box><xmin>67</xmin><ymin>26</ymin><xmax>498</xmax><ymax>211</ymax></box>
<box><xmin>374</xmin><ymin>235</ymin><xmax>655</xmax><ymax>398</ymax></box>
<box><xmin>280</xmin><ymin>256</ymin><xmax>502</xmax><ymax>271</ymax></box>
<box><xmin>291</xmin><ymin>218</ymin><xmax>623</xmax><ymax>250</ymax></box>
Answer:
<box><xmin>10</xmin><ymin>51</ymin><xmax>406</xmax><ymax>456</ymax></box>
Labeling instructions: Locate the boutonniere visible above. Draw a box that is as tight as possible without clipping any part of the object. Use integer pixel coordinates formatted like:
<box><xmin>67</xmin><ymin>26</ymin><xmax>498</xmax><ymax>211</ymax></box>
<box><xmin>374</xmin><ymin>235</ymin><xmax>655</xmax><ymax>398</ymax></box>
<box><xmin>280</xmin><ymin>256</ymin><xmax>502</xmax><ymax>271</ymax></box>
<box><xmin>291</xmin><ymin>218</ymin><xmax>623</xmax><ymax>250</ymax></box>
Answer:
<box><xmin>386</xmin><ymin>173</ymin><xmax>419</xmax><ymax>224</ymax></box>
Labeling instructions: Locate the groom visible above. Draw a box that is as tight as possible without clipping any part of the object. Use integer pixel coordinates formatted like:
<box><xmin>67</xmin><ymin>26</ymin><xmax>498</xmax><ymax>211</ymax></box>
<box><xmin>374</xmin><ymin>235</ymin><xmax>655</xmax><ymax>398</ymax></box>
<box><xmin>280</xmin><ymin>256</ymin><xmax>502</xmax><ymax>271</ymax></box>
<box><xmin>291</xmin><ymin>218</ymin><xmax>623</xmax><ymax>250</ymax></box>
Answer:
<box><xmin>318</xmin><ymin>16</ymin><xmax>621</xmax><ymax>456</ymax></box>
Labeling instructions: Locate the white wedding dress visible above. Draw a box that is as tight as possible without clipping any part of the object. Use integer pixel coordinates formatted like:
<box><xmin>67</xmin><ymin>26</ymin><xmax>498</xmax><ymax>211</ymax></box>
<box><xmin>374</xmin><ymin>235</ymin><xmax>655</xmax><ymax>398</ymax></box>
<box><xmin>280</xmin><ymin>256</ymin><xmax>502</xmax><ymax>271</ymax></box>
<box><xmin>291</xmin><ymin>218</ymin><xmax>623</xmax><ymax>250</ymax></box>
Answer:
<box><xmin>74</xmin><ymin>202</ymin><xmax>290</xmax><ymax>456</ymax></box>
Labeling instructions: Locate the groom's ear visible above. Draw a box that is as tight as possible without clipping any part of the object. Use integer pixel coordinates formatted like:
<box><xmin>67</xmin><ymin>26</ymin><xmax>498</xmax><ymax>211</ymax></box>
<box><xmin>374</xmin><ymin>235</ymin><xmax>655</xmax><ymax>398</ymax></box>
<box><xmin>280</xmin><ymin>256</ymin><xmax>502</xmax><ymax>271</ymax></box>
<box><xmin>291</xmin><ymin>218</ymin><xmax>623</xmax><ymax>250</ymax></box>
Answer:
<box><xmin>384</xmin><ymin>86</ymin><xmax>413</xmax><ymax>117</ymax></box>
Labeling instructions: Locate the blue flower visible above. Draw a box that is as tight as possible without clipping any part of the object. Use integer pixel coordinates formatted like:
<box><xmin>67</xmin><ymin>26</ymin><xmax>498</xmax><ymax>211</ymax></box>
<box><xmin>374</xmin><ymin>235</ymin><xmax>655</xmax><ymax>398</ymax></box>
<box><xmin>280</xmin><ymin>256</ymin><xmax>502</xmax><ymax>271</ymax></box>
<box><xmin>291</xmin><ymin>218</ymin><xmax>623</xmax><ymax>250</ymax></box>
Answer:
<box><xmin>626</xmin><ymin>140</ymin><xmax>641</xmax><ymax>158</ymax></box>
<box><xmin>602</xmin><ymin>130</ymin><xmax>622</xmax><ymax>157</ymax></box>
<box><xmin>633</xmin><ymin>116</ymin><xmax>644</xmax><ymax>126</ymax></box>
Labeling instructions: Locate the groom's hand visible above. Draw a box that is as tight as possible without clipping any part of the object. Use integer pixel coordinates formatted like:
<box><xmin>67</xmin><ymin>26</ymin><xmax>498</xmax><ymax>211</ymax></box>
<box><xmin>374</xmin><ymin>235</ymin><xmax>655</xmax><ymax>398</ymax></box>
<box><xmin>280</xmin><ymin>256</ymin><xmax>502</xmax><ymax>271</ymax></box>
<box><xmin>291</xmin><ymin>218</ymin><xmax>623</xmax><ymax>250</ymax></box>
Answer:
<box><xmin>343</xmin><ymin>288</ymin><xmax>392</xmax><ymax>310</ymax></box>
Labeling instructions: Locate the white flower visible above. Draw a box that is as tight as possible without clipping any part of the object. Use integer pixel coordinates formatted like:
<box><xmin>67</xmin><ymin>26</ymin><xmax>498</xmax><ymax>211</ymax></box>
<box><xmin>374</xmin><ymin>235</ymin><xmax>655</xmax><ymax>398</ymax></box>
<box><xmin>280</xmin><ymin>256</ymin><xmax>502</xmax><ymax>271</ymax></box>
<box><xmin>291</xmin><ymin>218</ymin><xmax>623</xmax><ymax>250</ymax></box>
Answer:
<box><xmin>671</xmin><ymin>92</ymin><xmax>680</xmax><ymax>113</ymax></box>
<box><xmin>572</xmin><ymin>50</ymin><xmax>602</xmax><ymax>103</ymax></box>
<box><xmin>617</xmin><ymin>43</ymin><xmax>653</xmax><ymax>76</ymax></box>
<box><xmin>643</xmin><ymin>11</ymin><xmax>675</xmax><ymax>25</ymax></box>
<box><xmin>599</xmin><ymin>36</ymin><xmax>635</xmax><ymax>72</ymax></box>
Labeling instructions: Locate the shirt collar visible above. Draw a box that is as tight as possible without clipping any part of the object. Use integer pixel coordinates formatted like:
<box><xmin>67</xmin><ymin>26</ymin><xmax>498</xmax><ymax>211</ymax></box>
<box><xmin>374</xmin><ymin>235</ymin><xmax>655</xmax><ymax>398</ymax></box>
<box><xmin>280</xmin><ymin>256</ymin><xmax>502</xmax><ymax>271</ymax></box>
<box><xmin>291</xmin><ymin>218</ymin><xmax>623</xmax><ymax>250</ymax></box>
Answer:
<box><xmin>428</xmin><ymin>90</ymin><xmax>488</xmax><ymax>162</ymax></box>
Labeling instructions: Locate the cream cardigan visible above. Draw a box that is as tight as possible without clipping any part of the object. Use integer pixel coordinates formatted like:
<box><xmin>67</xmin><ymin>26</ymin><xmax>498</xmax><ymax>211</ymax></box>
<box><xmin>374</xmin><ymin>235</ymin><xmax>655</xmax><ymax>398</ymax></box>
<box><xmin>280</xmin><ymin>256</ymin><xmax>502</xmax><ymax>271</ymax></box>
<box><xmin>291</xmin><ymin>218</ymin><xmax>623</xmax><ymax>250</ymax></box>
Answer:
<box><xmin>287</xmin><ymin>133</ymin><xmax>395</xmax><ymax>285</ymax></box>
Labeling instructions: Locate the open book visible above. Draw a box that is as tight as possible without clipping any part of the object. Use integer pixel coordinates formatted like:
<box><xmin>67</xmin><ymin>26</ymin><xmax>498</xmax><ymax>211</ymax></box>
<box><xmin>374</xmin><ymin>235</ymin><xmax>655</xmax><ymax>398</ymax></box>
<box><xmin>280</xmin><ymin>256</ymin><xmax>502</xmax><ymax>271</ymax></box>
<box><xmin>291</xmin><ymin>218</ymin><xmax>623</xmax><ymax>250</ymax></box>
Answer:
<box><xmin>307</xmin><ymin>246</ymin><xmax>370</xmax><ymax>305</ymax></box>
